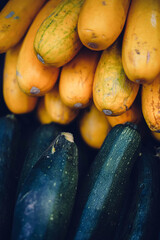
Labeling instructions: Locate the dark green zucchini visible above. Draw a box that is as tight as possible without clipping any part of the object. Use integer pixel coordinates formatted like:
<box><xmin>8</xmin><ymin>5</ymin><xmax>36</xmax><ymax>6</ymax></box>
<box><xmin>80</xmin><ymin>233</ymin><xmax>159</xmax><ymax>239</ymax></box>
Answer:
<box><xmin>0</xmin><ymin>114</ymin><xmax>21</xmax><ymax>240</ymax></box>
<box><xmin>11</xmin><ymin>132</ymin><xmax>78</xmax><ymax>240</ymax></box>
<box><xmin>114</xmin><ymin>139</ymin><xmax>160</xmax><ymax>240</ymax></box>
<box><xmin>17</xmin><ymin>122</ymin><xmax>62</xmax><ymax>194</ymax></box>
<box><xmin>67</xmin><ymin>122</ymin><xmax>142</xmax><ymax>240</ymax></box>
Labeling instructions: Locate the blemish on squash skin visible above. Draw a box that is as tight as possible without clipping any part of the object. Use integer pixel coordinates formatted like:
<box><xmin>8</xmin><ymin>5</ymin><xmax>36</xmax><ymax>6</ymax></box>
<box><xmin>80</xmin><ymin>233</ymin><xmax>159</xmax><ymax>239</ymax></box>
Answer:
<box><xmin>135</xmin><ymin>49</ymin><xmax>140</xmax><ymax>55</ymax></box>
<box><xmin>103</xmin><ymin>109</ymin><xmax>113</xmax><ymax>115</ymax></box>
<box><xmin>146</xmin><ymin>51</ymin><xmax>150</xmax><ymax>63</ymax></box>
<box><xmin>37</xmin><ymin>53</ymin><xmax>45</xmax><ymax>64</ymax></box>
<box><xmin>87</xmin><ymin>42</ymin><xmax>98</xmax><ymax>49</ymax></box>
<box><xmin>30</xmin><ymin>86</ymin><xmax>40</xmax><ymax>95</ymax></box>
<box><xmin>5</xmin><ymin>11</ymin><xmax>15</xmax><ymax>18</ymax></box>
<box><xmin>102</xmin><ymin>1</ymin><xmax>107</xmax><ymax>5</ymax></box>
<box><xmin>16</xmin><ymin>70</ymin><xmax>22</xmax><ymax>78</ymax></box>
<box><xmin>14</xmin><ymin>16</ymin><xmax>19</xmax><ymax>20</ymax></box>
<box><xmin>74</xmin><ymin>103</ymin><xmax>82</xmax><ymax>108</ymax></box>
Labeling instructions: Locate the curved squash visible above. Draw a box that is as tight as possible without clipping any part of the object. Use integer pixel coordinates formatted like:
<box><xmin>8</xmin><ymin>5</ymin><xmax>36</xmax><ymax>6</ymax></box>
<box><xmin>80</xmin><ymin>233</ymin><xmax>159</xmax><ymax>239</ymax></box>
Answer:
<box><xmin>78</xmin><ymin>0</ymin><xmax>130</xmax><ymax>51</ymax></box>
<box><xmin>141</xmin><ymin>74</ymin><xmax>160</xmax><ymax>132</ymax></box>
<box><xmin>34</xmin><ymin>0</ymin><xmax>84</xmax><ymax>67</ymax></box>
<box><xmin>151</xmin><ymin>131</ymin><xmax>160</xmax><ymax>142</ymax></box>
<box><xmin>0</xmin><ymin>0</ymin><xmax>46</xmax><ymax>53</ymax></box>
<box><xmin>44</xmin><ymin>84</ymin><xmax>79</xmax><ymax>125</ymax></box>
<box><xmin>106</xmin><ymin>101</ymin><xmax>142</xmax><ymax>127</ymax></box>
<box><xmin>79</xmin><ymin>102</ymin><xmax>111</xmax><ymax>149</ymax></box>
<box><xmin>16</xmin><ymin>0</ymin><xmax>61</xmax><ymax>96</ymax></box>
<box><xmin>122</xmin><ymin>0</ymin><xmax>160</xmax><ymax>84</ymax></box>
<box><xmin>36</xmin><ymin>97</ymin><xmax>53</xmax><ymax>124</ymax></box>
<box><xmin>59</xmin><ymin>47</ymin><xmax>100</xmax><ymax>109</ymax></box>
<box><xmin>3</xmin><ymin>43</ymin><xmax>38</xmax><ymax>114</ymax></box>
<box><xmin>93</xmin><ymin>40</ymin><xmax>139</xmax><ymax>116</ymax></box>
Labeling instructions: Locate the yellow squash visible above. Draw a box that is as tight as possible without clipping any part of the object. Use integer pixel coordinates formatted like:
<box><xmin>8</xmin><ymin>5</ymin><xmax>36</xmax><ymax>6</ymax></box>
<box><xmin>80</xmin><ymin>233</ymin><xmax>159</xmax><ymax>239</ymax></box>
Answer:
<box><xmin>59</xmin><ymin>47</ymin><xmax>100</xmax><ymax>109</ymax></box>
<box><xmin>122</xmin><ymin>0</ymin><xmax>160</xmax><ymax>84</ymax></box>
<box><xmin>34</xmin><ymin>0</ymin><xmax>84</xmax><ymax>67</ymax></box>
<box><xmin>0</xmin><ymin>0</ymin><xmax>46</xmax><ymax>53</ymax></box>
<box><xmin>93</xmin><ymin>40</ymin><xmax>139</xmax><ymax>116</ymax></box>
<box><xmin>3</xmin><ymin>42</ymin><xmax>38</xmax><ymax>114</ymax></box>
<box><xmin>78</xmin><ymin>0</ymin><xmax>130</xmax><ymax>51</ymax></box>
<box><xmin>141</xmin><ymin>74</ymin><xmax>160</xmax><ymax>132</ymax></box>
<box><xmin>16</xmin><ymin>0</ymin><xmax>61</xmax><ymax>96</ymax></box>
<box><xmin>44</xmin><ymin>84</ymin><xmax>79</xmax><ymax>125</ymax></box>
<box><xmin>36</xmin><ymin>97</ymin><xmax>53</xmax><ymax>124</ymax></box>
<box><xmin>79</xmin><ymin>102</ymin><xmax>111</xmax><ymax>149</ymax></box>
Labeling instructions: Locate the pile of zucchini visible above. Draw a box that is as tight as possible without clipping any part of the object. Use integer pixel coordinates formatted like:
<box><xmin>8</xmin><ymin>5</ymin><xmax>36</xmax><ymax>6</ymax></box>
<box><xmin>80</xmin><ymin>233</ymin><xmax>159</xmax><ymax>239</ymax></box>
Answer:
<box><xmin>0</xmin><ymin>113</ymin><xmax>159</xmax><ymax>240</ymax></box>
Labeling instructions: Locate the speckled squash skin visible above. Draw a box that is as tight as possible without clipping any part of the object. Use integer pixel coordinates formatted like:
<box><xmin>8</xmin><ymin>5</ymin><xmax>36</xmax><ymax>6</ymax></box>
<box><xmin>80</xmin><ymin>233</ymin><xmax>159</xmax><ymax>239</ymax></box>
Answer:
<box><xmin>141</xmin><ymin>74</ymin><xmax>160</xmax><ymax>132</ymax></box>
<box><xmin>45</xmin><ymin>84</ymin><xmax>79</xmax><ymax>125</ymax></box>
<box><xmin>122</xmin><ymin>0</ymin><xmax>160</xmax><ymax>84</ymax></box>
<box><xmin>78</xmin><ymin>0</ymin><xmax>130</xmax><ymax>51</ymax></box>
<box><xmin>3</xmin><ymin>42</ymin><xmax>38</xmax><ymax>114</ymax></box>
<box><xmin>93</xmin><ymin>40</ymin><xmax>139</xmax><ymax>116</ymax></box>
<box><xmin>16</xmin><ymin>0</ymin><xmax>60</xmax><ymax>97</ymax></box>
<box><xmin>0</xmin><ymin>0</ymin><xmax>46</xmax><ymax>53</ymax></box>
<box><xmin>79</xmin><ymin>102</ymin><xmax>111</xmax><ymax>149</ymax></box>
<box><xmin>34</xmin><ymin>0</ymin><xmax>84</xmax><ymax>67</ymax></box>
<box><xmin>59</xmin><ymin>47</ymin><xmax>100</xmax><ymax>109</ymax></box>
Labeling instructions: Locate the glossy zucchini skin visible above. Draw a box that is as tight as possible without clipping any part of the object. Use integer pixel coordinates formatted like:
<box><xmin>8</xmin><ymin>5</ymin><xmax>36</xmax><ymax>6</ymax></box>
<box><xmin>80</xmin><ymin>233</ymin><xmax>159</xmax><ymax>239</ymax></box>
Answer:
<box><xmin>11</xmin><ymin>132</ymin><xmax>78</xmax><ymax>240</ymax></box>
<box><xmin>115</xmin><ymin>139</ymin><xmax>160</xmax><ymax>240</ymax></box>
<box><xmin>67</xmin><ymin>122</ymin><xmax>142</xmax><ymax>240</ymax></box>
<box><xmin>0</xmin><ymin>114</ymin><xmax>21</xmax><ymax>239</ymax></box>
<box><xmin>17</xmin><ymin>122</ymin><xmax>62</xmax><ymax>194</ymax></box>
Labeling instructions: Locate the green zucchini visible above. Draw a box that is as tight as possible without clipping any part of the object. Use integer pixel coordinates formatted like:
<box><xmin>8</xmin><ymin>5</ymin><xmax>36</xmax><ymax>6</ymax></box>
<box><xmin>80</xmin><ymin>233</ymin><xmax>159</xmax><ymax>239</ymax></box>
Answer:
<box><xmin>114</xmin><ymin>139</ymin><xmax>160</xmax><ymax>240</ymax></box>
<box><xmin>67</xmin><ymin>122</ymin><xmax>142</xmax><ymax>240</ymax></box>
<box><xmin>17</xmin><ymin>122</ymin><xmax>62</xmax><ymax>194</ymax></box>
<box><xmin>11</xmin><ymin>132</ymin><xmax>78</xmax><ymax>240</ymax></box>
<box><xmin>0</xmin><ymin>114</ymin><xmax>21</xmax><ymax>239</ymax></box>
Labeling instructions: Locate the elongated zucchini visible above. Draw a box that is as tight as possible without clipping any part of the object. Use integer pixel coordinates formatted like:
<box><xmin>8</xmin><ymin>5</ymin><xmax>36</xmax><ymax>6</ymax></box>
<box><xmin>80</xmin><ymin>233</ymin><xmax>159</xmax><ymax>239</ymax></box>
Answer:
<box><xmin>115</xmin><ymin>140</ymin><xmax>160</xmax><ymax>240</ymax></box>
<box><xmin>17</xmin><ymin>122</ymin><xmax>62</xmax><ymax>194</ymax></box>
<box><xmin>11</xmin><ymin>132</ymin><xmax>78</xmax><ymax>240</ymax></box>
<box><xmin>67</xmin><ymin>122</ymin><xmax>141</xmax><ymax>240</ymax></box>
<box><xmin>0</xmin><ymin>114</ymin><xmax>21</xmax><ymax>240</ymax></box>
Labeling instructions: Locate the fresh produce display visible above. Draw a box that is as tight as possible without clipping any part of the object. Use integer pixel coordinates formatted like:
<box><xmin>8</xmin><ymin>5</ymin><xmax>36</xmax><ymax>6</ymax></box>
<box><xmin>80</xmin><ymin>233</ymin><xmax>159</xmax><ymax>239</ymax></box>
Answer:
<box><xmin>0</xmin><ymin>0</ymin><xmax>160</xmax><ymax>239</ymax></box>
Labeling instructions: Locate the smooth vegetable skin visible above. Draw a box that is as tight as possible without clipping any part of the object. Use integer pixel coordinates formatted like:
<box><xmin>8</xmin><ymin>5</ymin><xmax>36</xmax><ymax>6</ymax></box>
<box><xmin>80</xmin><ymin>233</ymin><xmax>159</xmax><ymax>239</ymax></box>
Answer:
<box><xmin>141</xmin><ymin>74</ymin><xmax>160</xmax><ymax>132</ymax></box>
<box><xmin>45</xmin><ymin>84</ymin><xmax>79</xmax><ymax>125</ymax></box>
<box><xmin>78</xmin><ymin>0</ymin><xmax>130</xmax><ymax>51</ymax></box>
<box><xmin>17</xmin><ymin>122</ymin><xmax>62</xmax><ymax>194</ymax></box>
<box><xmin>16</xmin><ymin>0</ymin><xmax>60</xmax><ymax>96</ymax></box>
<box><xmin>67</xmin><ymin>122</ymin><xmax>141</xmax><ymax>240</ymax></box>
<box><xmin>12</xmin><ymin>132</ymin><xmax>78</xmax><ymax>240</ymax></box>
<box><xmin>0</xmin><ymin>114</ymin><xmax>21</xmax><ymax>240</ymax></box>
<box><xmin>93</xmin><ymin>40</ymin><xmax>139</xmax><ymax>116</ymax></box>
<box><xmin>3</xmin><ymin>42</ymin><xmax>38</xmax><ymax>114</ymax></box>
<box><xmin>79</xmin><ymin>102</ymin><xmax>111</xmax><ymax>149</ymax></box>
<box><xmin>0</xmin><ymin>0</ymin><xmax>46</xmax><ymax>53</ymax></box>
<box><xmin>36</xmin><ymin>97</ymin><xmax>53</xmax><ymax>124</ymax></box>
<box><xmin>34</xmin><ymin>0</ymin><xmax>84</xmax><ymax>67</ymax></box>
<box><xmin>59</xmin><ymin>47</ymin><xmax>100</xmax><ymax>109</ymax></box>
<box><xmin>122</xmin><ymin>0</ymin><xmax>160</xmax><ymax>84</ymax></box>
<box><xmin>115</xmin><ymin>141</ymin><xmax>160</xmax><ymax>240</ymax></box>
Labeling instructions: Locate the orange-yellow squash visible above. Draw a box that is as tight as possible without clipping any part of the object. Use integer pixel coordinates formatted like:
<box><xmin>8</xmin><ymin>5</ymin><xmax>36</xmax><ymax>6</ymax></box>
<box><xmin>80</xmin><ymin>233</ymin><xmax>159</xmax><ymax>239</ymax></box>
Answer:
<box><xmin>16</xmin><ymin>0</ymin><xmax>61</xmax><ymax>96</ymax></box>
<box><xmin>106</xmin><ymin>101</ymin><xmax>142</xmax><ymax>127</ymax></box>
<box><xmin>93</xmin><ymin>40</ymin><xmax>139</xmax><ymax>116</ymax></box>
<box><xmin>141</xmin><ymin>74</ymin><xmax>160</xmax><ymax>132</ymax></box>
<box><xmin>34</xmin><ymin>0</ymin><xmax>84</xmax><ymax>67</ymax></box>
<box><xmin>79</xmin><ymin>102</ymin><xmax>111</xmax><ymax>149</ymax></box>
<box><xmin>78</xmin><ymin>0</ymin><xmax>131</xmax><ymax>51</ymax></box>
<box><xmin>122</xmin><ymin>0</ymin><xmax>160</xmax><ymax>84</ymax></box>
<box><xmin>3</xmin><ymin>43</ymin><xmax>38</xmax><ymax>114</ymax></box>
<box><xmin>0</xmin><ymin>0</ymin><xmax>46</xmax><ymax>53</ymax></box>
<box><xmin>36</xmin><ymin>97</ymin><xmax>53</xmax><ymax>124</ymax></box>
<box><xmin>151</xmin><ymin>131</ymin><xmax>160</xmax><ymax>142</ymax></box>
<box><xmin>59</xmin><ymin>47</ymin><xmax>100</xmax><ymax>109</ymax></box>
<box><xmin>44</xmin><ymin>84</ymin><xmax>79</xmax><ymax>125</ymax></box>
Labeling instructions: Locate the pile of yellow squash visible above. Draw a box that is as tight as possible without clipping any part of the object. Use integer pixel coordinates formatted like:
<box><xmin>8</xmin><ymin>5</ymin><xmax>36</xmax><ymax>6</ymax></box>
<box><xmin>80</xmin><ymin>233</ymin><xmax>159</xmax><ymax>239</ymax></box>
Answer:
<box><xmin>0</xmin><ymin>0</ymin><xmax>160</xmax><ymax>148</ymax></box>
